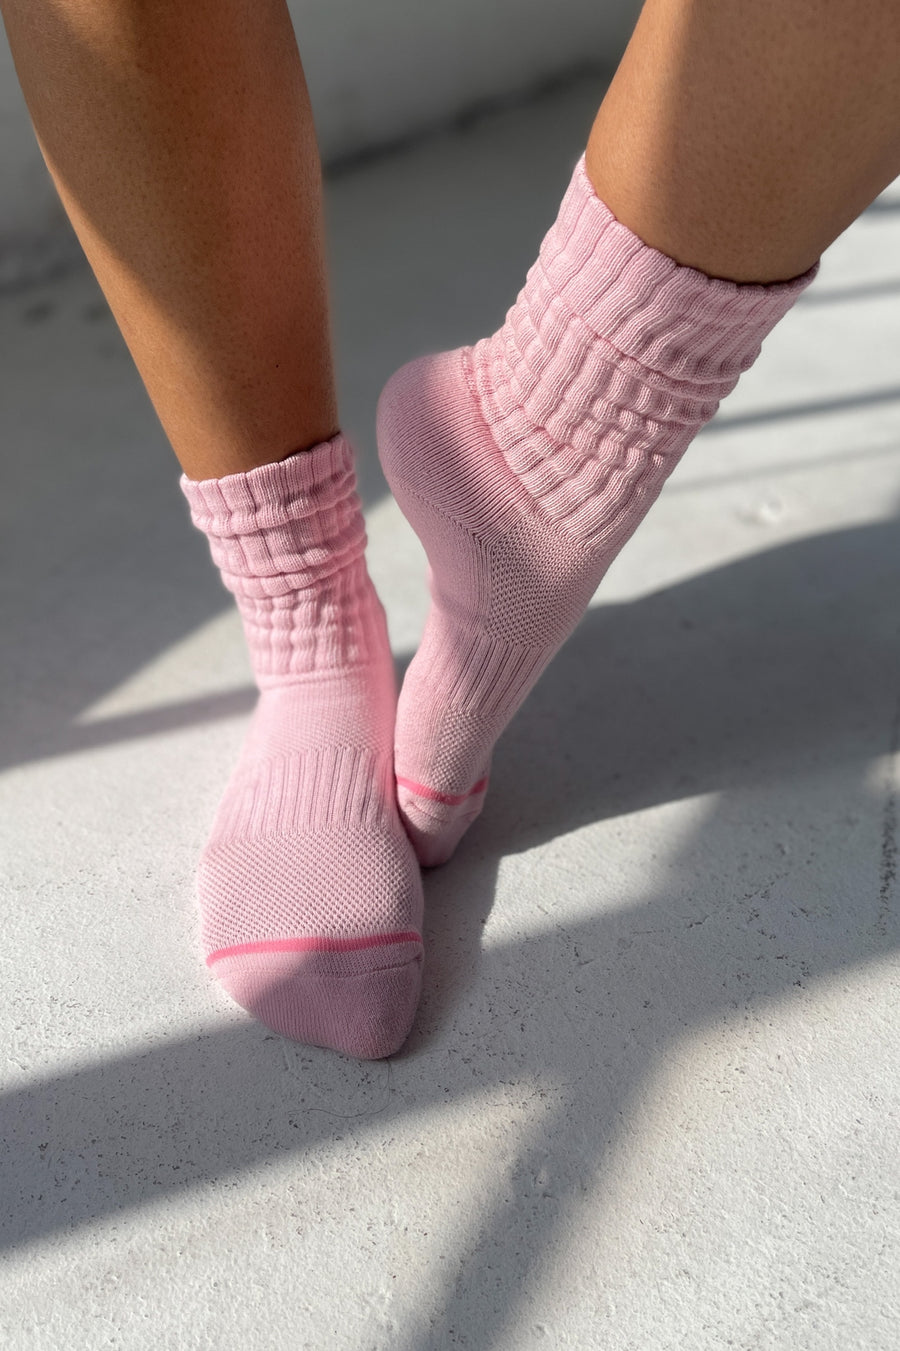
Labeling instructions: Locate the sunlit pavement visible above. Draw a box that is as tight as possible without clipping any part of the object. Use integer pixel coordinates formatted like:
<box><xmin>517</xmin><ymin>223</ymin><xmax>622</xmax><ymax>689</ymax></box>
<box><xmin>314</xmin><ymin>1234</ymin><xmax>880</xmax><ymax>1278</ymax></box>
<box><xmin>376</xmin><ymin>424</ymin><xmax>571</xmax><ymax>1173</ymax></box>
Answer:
<box><xmin>2</xmin><ymin>74</ymin><xmax>899</xmax><ymax>1350</ymax></box>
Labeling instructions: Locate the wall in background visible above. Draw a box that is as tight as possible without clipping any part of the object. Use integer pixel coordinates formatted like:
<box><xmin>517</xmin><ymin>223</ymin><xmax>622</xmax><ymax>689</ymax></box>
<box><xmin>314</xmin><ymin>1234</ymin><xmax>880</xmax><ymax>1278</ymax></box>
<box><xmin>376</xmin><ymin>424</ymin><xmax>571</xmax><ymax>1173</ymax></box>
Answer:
<box><xmin>0</xmin><ymin>0</ymin><xmax>640</xmax><ymax>287</ymax></box>
<box><xmin>300</xmin><ymin>0</ymin><xmax>638</xmax><ymax>164</ymax></box>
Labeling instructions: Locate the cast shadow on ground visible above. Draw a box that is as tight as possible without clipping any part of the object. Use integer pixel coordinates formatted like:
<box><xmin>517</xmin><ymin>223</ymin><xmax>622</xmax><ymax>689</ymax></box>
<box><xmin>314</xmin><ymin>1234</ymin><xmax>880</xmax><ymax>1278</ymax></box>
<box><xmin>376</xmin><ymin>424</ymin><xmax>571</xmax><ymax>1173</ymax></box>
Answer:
<box><xmin>4</xmin><ymin>516</ymin><xmax>899</xmax><ymax>1346</ymax></box>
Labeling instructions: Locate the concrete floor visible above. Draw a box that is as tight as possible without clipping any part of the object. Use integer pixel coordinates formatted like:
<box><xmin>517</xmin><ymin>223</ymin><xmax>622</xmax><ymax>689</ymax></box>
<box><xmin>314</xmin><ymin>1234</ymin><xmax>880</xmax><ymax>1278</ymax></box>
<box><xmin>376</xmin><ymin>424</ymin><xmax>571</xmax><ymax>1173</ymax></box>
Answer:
<box><xmin>2</xmin><ymin>74</ymin><xmax>900</xmax><ymax>1350</ymax></box>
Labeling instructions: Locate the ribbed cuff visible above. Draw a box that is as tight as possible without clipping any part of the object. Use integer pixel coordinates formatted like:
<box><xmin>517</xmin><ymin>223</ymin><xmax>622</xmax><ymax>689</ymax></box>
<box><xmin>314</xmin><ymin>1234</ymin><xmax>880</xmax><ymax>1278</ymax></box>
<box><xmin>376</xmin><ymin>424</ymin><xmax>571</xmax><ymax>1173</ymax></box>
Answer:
<box><xmin>180</xmin><ymin>433</ymin><xmax>357</xmax><ymax>536</ymax></box>
<box><xmin>535</xmin><ymin>155</ymin><xmax>818</xmax><ymax>384</ymax></box>
<box><xmin>179</xmin><ymin>432</ymin><xmax>366</xmax><ymax>596</ymax></box>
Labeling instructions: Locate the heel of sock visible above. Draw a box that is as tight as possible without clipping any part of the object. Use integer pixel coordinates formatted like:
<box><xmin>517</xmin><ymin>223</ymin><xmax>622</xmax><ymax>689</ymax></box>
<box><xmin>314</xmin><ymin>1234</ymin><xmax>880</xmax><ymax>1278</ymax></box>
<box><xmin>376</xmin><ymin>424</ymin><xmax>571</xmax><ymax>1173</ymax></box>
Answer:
<box><xmin>377</xmin><ymin>350</ymin><xmax>533</xmax><ymax>533</ymax></box>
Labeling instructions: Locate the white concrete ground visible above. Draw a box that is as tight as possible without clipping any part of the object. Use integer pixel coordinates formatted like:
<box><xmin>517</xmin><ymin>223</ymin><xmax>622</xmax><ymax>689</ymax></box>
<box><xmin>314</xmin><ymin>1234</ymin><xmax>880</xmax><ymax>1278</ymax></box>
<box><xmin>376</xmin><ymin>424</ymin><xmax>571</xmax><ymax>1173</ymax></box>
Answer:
<box><xmin>2</xmin><ymin>74</ymin><xmax>899</xmax><ymax>1350</ymax></box>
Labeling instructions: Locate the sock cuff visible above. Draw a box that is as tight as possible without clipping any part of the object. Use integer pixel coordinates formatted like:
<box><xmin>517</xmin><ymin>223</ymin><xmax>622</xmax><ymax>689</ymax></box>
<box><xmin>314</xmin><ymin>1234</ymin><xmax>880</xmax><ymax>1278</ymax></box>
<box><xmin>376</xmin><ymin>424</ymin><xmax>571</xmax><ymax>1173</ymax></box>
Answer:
<box><xmin>180</xmin><ymin>432</ymin><xmax>357</xmax><ymax>536</ymax></box>
<box><xmin>180</xmin><ymin>432</ymin><xmax>387</xmax><ymax>677</ymax></box>
<box><xmin>180</xmin><ymin>432</ymin><xmax>368</xmax><ymax>598</ymax></box>
<box><xmin>530</xmin><ymin>154</ymin><xmax>818</xmax><ymax>385</ymax></box>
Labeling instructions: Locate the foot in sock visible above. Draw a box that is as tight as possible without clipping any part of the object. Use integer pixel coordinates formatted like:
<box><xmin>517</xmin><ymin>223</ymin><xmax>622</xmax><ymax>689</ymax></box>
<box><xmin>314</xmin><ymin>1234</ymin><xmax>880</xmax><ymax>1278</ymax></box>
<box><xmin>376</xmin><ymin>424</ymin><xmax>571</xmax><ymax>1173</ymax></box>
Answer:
<box><xmin>378</xmin><ymin>155</ymin><xmax>816</xmax><ymax>867</ymax></box>
<box><xmin>181</xmin><ymin>434</ymin><xmax>423</xmax><ymax>1059</ymax></box>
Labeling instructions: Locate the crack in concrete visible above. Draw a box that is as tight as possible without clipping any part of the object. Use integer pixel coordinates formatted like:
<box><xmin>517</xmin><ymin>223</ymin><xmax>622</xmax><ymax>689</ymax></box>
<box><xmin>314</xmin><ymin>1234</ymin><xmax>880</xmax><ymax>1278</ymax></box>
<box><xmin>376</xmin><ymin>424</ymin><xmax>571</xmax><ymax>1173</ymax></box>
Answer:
<box><xmin>877</xmin><ymin>688</ymin><xmax>900</xmax><ymax>937</ymax></box>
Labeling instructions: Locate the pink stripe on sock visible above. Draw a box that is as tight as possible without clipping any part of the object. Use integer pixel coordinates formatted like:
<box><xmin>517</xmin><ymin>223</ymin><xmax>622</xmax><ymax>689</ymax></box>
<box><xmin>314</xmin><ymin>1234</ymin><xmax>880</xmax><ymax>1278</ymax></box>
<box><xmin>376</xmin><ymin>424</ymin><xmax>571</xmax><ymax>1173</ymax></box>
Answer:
<box><xmin>396</xmin><ymin>775</ymin><xmax>489</xmax><ymax>807</ymax></box>
<box><xmin>206</xmin><ymin>931</ymin><xmax>422</xmax><ymax>966</ymax></box>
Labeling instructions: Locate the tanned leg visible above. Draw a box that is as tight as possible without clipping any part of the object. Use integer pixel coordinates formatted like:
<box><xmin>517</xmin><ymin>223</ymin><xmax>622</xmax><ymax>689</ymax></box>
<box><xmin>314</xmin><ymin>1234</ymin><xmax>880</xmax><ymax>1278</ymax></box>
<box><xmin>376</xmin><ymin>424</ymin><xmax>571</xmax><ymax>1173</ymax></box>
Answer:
<box><xmin>587</xmin><ymin>0</ymin><xmax>900</xmax><ymax>282</ymax></box>
<box><xmin>1</xmin><ymin>0</ymin><xmax>336</xmax><ymax>478</ymax></box>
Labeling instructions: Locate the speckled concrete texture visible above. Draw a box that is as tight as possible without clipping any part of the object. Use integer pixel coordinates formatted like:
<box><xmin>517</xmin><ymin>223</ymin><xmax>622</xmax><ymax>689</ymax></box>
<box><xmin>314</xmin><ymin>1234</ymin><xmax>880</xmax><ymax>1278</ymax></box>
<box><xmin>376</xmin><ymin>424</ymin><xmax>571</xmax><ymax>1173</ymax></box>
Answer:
<box><xmin>2</xmin><ymin>75</ymin><xmax>899</xmax><ymax>1351</ymax></box>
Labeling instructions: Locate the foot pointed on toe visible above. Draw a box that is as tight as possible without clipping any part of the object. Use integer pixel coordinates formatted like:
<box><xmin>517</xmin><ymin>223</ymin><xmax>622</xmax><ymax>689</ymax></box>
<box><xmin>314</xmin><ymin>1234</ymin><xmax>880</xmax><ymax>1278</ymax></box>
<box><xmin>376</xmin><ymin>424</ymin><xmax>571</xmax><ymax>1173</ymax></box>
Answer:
<box><xmin>395</xmin><ymin>771</ymin><xmax>489</xmax><ymax>867</ymax></box>
<box><xmin>378</xmin><ymin>163</ymin><xmax>816</xmax><ymax>870</ymax></box>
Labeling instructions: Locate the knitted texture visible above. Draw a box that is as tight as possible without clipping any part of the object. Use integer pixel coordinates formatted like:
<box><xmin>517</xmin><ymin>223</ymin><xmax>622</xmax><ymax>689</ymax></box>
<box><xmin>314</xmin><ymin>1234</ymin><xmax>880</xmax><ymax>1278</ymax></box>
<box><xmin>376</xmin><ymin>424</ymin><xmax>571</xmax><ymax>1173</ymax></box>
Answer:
<box><xmin>378</xmin><ymin>156</ymin><xmax>817</xmax><ymax>865</ymax></box>
<box><xmin>181</xmin><ymin>434</ymin><xmax>423</xmax><ymax>1058</ymax></box>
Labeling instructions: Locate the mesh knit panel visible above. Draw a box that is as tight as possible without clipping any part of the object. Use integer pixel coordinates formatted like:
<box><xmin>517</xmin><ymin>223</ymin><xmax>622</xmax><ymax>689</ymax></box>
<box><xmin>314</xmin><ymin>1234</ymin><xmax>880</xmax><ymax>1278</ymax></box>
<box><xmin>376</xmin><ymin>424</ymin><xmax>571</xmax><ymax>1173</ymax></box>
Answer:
<box><xmin>200</xmin><ymin>829</ymin><xmax>422</xmax><ymax>953</ymax></box>
<box><xmin>484</xmin><ymin>513</ymin><xmax>600</xmax><ymax>646</ymax></box>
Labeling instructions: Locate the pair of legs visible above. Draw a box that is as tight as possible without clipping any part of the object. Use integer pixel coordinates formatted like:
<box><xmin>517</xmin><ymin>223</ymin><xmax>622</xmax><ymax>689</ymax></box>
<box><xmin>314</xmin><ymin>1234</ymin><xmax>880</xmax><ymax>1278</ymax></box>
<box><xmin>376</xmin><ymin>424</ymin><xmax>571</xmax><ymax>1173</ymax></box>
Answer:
<box><xmin>6</xmin><ymin>0</ymin><xmax>898</xmax><ymax>475</ymax></box>
<box><xmin>4</xmin><ymin>0</ymin><xmax>900</xmax><ymax>1055</ymax></box>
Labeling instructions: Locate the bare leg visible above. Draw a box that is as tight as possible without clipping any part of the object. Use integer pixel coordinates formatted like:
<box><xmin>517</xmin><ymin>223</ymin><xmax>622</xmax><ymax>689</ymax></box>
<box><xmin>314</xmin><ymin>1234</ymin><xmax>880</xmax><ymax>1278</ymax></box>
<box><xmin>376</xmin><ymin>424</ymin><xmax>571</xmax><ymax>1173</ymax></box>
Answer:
<box><xmin>587</xmin><ymin>0</ymin><xmax>900</xmax><ymax>283</ymax></box>
<box><xmin>0</xmin><ymin>0</ymin><xmax>336</xmax><ymax>479</ymax></box>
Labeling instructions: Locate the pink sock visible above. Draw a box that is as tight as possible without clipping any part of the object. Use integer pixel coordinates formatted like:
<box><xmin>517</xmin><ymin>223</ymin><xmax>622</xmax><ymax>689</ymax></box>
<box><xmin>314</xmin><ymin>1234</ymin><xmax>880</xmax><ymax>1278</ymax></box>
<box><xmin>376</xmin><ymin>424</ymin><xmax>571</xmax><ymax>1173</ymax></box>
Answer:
<box><xmin>378</xmin><ymin>156</ymin><xmax>817</xmax><ymax>866</ymax></box>
<box><xmin>180</xmin><ymin>435</ymin><xmax>423</xmax><ymax>1058</ymax></box>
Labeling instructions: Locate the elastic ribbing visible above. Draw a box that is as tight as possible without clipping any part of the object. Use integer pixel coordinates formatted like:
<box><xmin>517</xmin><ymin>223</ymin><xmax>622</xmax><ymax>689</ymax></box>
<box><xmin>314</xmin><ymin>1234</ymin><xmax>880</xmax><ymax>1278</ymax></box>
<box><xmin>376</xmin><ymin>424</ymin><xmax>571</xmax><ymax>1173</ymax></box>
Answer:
<box><xmin>466</xmin><ymin>156</ymin><xmax>819</xmax><ymax>542</ymax></box>
<box><xmin>536</xmin><ymin>155</ymin><xmax>819</xmax><ymax>383</ymax></box>
<box><xmin>180</xmin><ymin>432</ymin><xmax>383</xmax><ymax>678</ymax></box>
<box><xmin>180</xmin><ymin>434</ymin><xmax>357</xmax><ymax>534</ymax></box>
<box><xmin>180</xmin><ymin>433</ymin><xmax>367</xmax><ymax>597</ymax></box>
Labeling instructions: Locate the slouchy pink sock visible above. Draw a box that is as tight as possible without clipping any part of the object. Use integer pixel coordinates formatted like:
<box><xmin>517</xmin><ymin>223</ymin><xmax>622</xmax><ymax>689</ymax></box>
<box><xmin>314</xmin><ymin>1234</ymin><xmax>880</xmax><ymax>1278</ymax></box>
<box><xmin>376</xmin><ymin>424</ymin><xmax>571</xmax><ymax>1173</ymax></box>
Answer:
<box><xmin>378</xmin><ymin>156</ymin><xmax>817</xmax><ymax>866</ymax></box>
<box><xmin>181</xmin><ymin>435</ymin><xmax>423</xmax><ymax>1058</ymax></box>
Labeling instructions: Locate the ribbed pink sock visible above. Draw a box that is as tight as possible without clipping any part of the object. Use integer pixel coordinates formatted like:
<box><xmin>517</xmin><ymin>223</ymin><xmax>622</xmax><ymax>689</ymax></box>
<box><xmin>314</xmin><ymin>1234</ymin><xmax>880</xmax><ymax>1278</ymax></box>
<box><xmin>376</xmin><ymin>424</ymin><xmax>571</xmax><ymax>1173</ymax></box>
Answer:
<box><xmin>378</xmin><ymin>156</ymin><xmax>817</xmax><ymax>866</ymax></box>
<box><xmin>181</xmin><ymin>435</ymin><xmax>423</xmax><ymax>1058</ymax></box>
